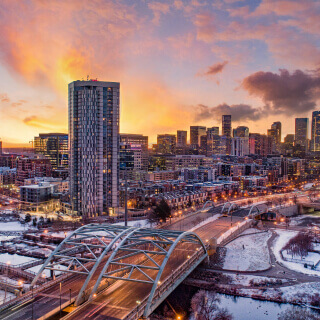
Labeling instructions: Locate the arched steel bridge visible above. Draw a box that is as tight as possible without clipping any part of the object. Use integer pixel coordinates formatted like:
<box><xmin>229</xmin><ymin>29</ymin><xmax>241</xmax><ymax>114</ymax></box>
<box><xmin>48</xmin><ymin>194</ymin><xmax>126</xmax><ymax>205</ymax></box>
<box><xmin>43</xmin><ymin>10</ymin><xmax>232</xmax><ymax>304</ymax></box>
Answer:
<box><xmin>221</xmin><ymin>201</ymin><xmax>269</xmax><ymax>218</ymax></box>
<box><xmin>31</xmin><ymin>224</ymin><xmax>208</xmax><ymax>318</ymax></box>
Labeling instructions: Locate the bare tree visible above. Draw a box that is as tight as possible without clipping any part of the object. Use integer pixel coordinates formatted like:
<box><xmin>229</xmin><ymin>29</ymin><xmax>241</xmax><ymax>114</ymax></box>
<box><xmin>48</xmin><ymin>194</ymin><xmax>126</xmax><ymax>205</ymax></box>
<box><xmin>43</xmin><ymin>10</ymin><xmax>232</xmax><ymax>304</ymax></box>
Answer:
<box><xmin>278</xmin><ymin>306</ymin><xmax>320</xmax><ymax>320</ymax></box>
<box><xmin>191</xmin><ymin>291</ymin><xmax>233</xmax><ymax>320</ymax></box>
<box><xmin>284</xmin><ymin>233</ymin><xmax>314</xmax><ymax>259</ymax></box>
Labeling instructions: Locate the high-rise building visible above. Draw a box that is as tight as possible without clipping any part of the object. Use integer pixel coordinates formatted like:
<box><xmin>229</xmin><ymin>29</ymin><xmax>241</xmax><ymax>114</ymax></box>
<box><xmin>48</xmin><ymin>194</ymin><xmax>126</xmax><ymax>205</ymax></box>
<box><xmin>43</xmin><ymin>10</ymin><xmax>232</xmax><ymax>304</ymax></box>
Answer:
<box><xmin>284</xmin><ymin>134</ymin><xmax>295</xmax><ymax>145</ymax></box>
<box><xmin>120</xmin><ymin>143</ymin><xmax>142</xmax><ymax>173</ymax></box>
<box><xmin>233</xmin><ymin>126</ymin><xmax>249</xmax><ymax>137</ymax></box>
<box><xmin>157</xmin><ymin>134</ymin><xmax>176</xmax><ymax>154</ymax></box>
<box><xmin>207</xmin><ymin>127</ymin><xmax>219</xmax><ymax>136</ymax></box>
<box><xmin>16</xmin><ymin>157</ymin><xmax>52</xmax><ymax>186</ymax></box>
<box><xmin>69</xmin><ymin>80</ymin><xmax>119</xmax><ymax>217</ymax></box>
<box><xmin>34</xmin><ymin>133</ymin><xmax>68</xmax><ymax>169</ymax></box>
<box><xmin>199</xmin><ymin>135</ymin><xmax>207</xmax><ymax>155</ymax></box>
<box><xmin>120</xmin><ymin>134</ymin><xmax>148</xmax><ymax>170</ymax></box>
<box><xmin>190</xmin><ymin>126</ymin><xmax>206</xmax><ymax>146</ymax></box>
<box><xmin>177</xmin><ymin>130</ymin><xmax>187</xmax><ymax>146</ymax></box>
<box><xmin>311</xmin><ymin>111</ymin><xmax>320</xmax><ymax>152</ymax></box>
<box><xmin>267</xmin><ymin>122</ymin><xmax>281</xmax><ymax>153</ymax></box>
<box><xmin>271</xmin><ymin>121</ymin><xmax>281</xmax><ymax>144</ymax></box>
<box><xmin>295</xmin><ymin>118</ymin><xmax>308</xmax><ymax>147</ymax></box>
<box><xmin>249</xmin><ymin>133</ymin><xmax>272</xmax><ymax>156</ymax></box>
<box><xmin>222</xmin><ymin>115</ymin><xmax>232</xmax><ymax>137</ymax></box>
<box><xmin>231</xmin><ymin>137</ymin><xmax>249</xmax><ymax>157</ymax></box>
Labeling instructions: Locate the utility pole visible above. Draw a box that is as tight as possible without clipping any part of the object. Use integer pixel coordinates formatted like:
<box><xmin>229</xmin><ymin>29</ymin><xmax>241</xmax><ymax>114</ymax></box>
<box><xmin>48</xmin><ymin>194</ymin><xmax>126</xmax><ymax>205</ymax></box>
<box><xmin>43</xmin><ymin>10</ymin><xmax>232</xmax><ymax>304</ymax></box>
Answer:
<box><xmin>124</xmin><ymin>168</ymin><xmax>128</xmax><ymax>227</ymax></box>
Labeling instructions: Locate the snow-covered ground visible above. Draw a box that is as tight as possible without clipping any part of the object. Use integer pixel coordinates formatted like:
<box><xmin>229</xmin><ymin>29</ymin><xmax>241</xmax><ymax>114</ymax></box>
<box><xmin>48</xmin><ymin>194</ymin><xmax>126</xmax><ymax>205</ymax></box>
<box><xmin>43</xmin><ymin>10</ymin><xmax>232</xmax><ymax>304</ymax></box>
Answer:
<box><xmin>0</xmin><ymin>253</ymin><xmax>39</xmax><ymax>266</ymax></box>
<box><xmin>0</xmin><ymin>289</ymin><xmax>15</xmax><ymax>304</ymax></box>
<box><xmin>228</xmin><ymin>273</ymin><xmax>289</xmax><ymax>286</ymax></box>
<box><xmin>0</xmin><ymin>235</ymin><xmax>17</xmax><ymax>242</ymax></box>
<box><xmin>27</xmin><ymin>263</ymin><xmax>68</xmax><ymax>278</ymax></box>
<box><xmin>282</xmin><ymin>250</ymin><xmax>320</xmax><ymax>266</ymax></box>
<box><xmin>48</xmin><ymin>231</ymin><xmax>72</xmax><ymax>238</ymax></box>
<box><xmin>0</xmin><ymin>275</ymin><xmax>30</xmax><ymax>289</ymax></box>
<box><xmin>114</xmin><ymin>219</ymin><xmax>151</xmax><ymax>228</ymax></box>
<box><xmin>0</xmin><ymin>221</ymin><xmax>26</xmax><ymax>232</ymax></box>
<box><xmin>238</xmin><ymin>281</ymin><xmax>320</xmax><ymax>305</ymax></box>
<box><xmin>272</xmin><ymin>229</ymin><xmax>320</xmax><ymax>277</ymax></box>
<box><xmin>223</xmin><ymin>229</ymin><xmax>271</xmax><ymax>271</ymax></box>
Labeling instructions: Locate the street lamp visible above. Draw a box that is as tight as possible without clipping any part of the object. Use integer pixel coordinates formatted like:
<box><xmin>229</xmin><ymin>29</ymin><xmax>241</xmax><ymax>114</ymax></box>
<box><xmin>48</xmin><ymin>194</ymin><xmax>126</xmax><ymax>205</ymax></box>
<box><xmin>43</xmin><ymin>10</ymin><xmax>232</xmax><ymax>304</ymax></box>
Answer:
<box><xmin>4</xmin><ymin>261</ymin><xmax>10</xmax><ymax>302</ymax></box>
<box><xmin>59</xmin><ymin>282</ymin><xmax>62</xmax><ymax>318</ymax></box>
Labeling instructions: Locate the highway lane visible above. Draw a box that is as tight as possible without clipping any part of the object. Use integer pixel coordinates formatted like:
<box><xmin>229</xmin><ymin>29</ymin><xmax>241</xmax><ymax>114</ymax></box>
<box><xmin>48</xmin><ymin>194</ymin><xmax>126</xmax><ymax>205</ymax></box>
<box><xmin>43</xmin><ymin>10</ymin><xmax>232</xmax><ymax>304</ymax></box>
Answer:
<box><xmin>65</xmin><ymin>216</ymin><xmax>238</xmax><ymax>320</ymax></box>
<box><xmin>0</xmin><ymin>211</ymin><xmax>228</xmax><ymax>320</ymax></box>
<box><xmin>0</xmin><ymin>255</ymin><xmax>113</xmax><ymax>320</ymax></box>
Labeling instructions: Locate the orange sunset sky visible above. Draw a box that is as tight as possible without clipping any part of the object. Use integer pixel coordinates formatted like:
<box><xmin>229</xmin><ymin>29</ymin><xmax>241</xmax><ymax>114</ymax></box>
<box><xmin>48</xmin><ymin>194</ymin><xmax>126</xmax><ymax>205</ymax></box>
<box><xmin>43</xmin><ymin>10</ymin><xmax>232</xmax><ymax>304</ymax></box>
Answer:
<box><xmin>0</xmin><ymin>0</ymin><xmax>319</xmax><ymax>147</ymax></box>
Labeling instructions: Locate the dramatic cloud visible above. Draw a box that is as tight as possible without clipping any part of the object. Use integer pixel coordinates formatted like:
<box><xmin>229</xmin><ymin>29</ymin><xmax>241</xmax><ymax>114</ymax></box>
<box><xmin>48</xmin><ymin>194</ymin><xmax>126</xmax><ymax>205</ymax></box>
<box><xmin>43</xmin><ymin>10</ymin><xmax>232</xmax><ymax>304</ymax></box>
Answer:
<box><xmin>195</xmin><ymin>103</ymin><xmax>264</xmax><ymax>122</ymax></box>
<box><xmin>193</xmin><ymin>3</ymin><xmax>320</xmax><ymax>68</ymax></box>
<box><xmin>242</xmin><ymin>69</ymin><xmax>320</xmax><ymax>114</ymax></box>
<box><xmin>199</xmin><ymin>61</ymin><xmax>228</xmax><ymax>77</ymax></box>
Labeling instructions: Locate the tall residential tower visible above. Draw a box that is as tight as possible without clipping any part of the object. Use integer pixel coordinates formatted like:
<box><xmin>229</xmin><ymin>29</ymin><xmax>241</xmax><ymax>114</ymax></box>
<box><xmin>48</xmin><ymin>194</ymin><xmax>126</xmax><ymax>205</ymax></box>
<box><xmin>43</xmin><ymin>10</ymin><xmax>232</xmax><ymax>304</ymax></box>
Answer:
<box><xmin>311</xmin><ymin>111</ymin><xmax>320</xmax><ymax>152</ymax></box>
<box><xmin>295</xmin><ymin>118</ymin><xmax>308</xmax><ymax>147</ymax></box>
<box><xmin>69</xmin><ymin>80</ymin><xmax>120</xmax><ymax>217</ymax></box>
<box><xmin>222</xmin><ymin>115</ymin><xmax>232</xmax><ymax>137</ymax></box>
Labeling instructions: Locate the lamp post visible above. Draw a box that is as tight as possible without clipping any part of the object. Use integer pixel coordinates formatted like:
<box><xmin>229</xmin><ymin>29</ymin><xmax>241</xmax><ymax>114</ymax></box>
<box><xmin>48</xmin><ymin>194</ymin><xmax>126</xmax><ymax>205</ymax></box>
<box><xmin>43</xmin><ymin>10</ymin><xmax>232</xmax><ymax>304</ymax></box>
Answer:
<box><xmin>124</xmin><ymin>168</ymin><xmax>128</xmax><ymax>227</ymax></box>
<box><xmin>59</xmin><ymin>282</ymin><xmax>62</xmax><ymax>318</ymax></box>
<box><xmin>4</xmin><ymin>261</ymin><xmax>10</xmax><ymax>303</ymax></box>
<box><xmin>31</xmin><ymin>285</ymin><xmax>34</xmax><ymax>320</ymax></box>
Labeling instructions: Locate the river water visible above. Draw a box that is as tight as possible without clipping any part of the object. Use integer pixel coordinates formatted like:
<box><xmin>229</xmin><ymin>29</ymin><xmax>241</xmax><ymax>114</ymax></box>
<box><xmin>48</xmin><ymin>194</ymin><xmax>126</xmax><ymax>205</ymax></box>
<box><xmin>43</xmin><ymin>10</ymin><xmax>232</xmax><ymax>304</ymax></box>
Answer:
<box><xmin>218</xmin><ymin>294</ymin><xmax>319</xmax><ymax>320</ymax></box>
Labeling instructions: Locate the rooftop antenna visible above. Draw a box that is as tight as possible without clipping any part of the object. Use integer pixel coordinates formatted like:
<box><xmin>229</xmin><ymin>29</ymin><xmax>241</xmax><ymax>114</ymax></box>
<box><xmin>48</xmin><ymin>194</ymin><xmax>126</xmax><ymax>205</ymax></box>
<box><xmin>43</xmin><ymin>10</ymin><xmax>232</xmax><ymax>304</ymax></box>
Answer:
<box><xmin>87</xmin><ymin>75</ymin><xmax>89</xmax><ymax>81</ymax></box>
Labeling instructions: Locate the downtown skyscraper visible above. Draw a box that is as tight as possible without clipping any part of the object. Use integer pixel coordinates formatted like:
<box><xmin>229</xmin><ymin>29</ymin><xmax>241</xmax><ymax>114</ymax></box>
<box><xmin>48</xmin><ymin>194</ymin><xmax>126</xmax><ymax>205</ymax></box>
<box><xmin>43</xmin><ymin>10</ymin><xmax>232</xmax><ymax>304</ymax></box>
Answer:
<box><xmin>311</xmin><ymin>111</ymin><xmax>320</xmax><ymax>152</ymax></box>
<box><xmin>69</xmin><ymin>80</ymin><xmax>119</xmax><ymax>217</ymax></box>
<box><xmin>295</xmin><ymin>118</ymin><xmax>308</xmax><ymax>147</ymax></box>
<box><xmin>222</xmin><ymin>115</ymin><xmax>232</xmax><ymax>137</ymax></box>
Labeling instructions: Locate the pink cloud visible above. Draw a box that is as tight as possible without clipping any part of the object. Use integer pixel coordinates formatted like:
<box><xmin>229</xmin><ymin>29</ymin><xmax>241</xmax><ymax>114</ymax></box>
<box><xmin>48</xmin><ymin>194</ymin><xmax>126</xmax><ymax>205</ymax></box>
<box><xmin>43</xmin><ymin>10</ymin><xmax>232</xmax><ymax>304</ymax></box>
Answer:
<box><xmin>198</xmin><ymin>61</ymin><xmax>228</xmax><ymax>78</ymax></box>
<box><xmin>148</xmin><ymin>1</ymin><xmax>171</xmax><ymax>25</ymax></box>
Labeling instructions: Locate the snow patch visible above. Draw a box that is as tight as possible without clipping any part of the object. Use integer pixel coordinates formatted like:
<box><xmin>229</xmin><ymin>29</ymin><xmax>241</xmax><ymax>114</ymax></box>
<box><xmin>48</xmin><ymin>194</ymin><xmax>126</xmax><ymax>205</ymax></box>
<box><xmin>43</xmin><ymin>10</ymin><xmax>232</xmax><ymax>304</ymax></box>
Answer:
<box><xmin>223</xmin><ymin>229</ymin><xmax>271</xmax><ymax>271</ymax></box>
<box><xmin>272</xmin><ymin>229</ymin><xmax>320</xmax><ymax>277</ymax></box>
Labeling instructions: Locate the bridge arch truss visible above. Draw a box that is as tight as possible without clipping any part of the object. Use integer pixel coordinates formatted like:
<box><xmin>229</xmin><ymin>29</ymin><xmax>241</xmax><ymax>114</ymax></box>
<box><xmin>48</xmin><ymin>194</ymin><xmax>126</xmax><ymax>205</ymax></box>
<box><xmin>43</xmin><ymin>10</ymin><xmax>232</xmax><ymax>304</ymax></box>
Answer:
<box><xmin>31</xmin><ymin>224</ymin><xmax>207</xmax><ymax>311</ymax></box>
<box><xmin>221</xmin><ymin>202</ymin><xmax>239</xmax><ymax>215</ymax></box>
<box><xmin>248</xmin><ymin>203</ymin><xmax>268</xmax><ymax>218</ymax></box>
<box><xmin>201</xmin><ymin>200</ymin><xmax>214</xmax><ymax>211</ymax></box>
<box><xmin>31</xmin><ymin>224</ymin><xmax>135</xmax><ymax>302</ymax></box>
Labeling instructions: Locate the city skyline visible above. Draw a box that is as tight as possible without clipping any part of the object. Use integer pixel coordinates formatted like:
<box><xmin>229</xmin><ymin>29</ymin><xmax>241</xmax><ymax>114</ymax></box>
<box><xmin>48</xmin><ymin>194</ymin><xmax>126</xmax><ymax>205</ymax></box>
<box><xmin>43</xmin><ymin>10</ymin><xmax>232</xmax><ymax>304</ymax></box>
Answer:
<box><xmin>0</xmin><ymin>0</ymin><xmax>320</xmax><ymax>147</ymax></box>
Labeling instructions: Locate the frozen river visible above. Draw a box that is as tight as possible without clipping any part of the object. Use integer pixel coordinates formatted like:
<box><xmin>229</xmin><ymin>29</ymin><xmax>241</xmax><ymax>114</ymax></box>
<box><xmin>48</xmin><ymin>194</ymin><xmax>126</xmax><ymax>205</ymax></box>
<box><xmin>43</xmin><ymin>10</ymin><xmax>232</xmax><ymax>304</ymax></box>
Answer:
<box><xmin>217</xmin><ymin>294</ymin><xmax>320</xmax><ymax>320</ymax></box>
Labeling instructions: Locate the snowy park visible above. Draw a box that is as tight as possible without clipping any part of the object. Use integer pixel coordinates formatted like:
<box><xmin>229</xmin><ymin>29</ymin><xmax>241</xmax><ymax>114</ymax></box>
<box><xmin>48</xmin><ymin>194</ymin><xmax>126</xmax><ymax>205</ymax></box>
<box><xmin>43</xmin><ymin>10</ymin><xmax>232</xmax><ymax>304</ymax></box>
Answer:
<box><xmin>223</xmin><ymin>228</ymin><xmax>272</xmax><ymax>271</ymax></box>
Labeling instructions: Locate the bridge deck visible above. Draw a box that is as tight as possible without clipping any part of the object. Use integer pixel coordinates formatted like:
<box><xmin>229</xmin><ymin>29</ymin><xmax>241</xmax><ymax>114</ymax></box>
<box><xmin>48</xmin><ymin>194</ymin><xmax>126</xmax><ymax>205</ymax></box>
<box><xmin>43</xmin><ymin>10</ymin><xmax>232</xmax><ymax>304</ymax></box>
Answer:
<box><xmin>0</xmin><ymin>216</ymin><xmax>241</xmax><ymax>320</ymax></box>
<box><xmin>63</xmin><ymin>216</ymin><xmax>241</xmax><ymax>320</ymax></box>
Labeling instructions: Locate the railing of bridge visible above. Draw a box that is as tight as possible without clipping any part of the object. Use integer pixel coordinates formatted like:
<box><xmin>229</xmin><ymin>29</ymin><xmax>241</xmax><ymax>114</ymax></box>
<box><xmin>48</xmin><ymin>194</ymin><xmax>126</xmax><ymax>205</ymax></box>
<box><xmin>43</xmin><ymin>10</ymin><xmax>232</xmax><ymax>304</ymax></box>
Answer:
<box><xmin>123</xmin><ymin>246</ymin><xmax>208</xmax><ymax>320</ymax></box>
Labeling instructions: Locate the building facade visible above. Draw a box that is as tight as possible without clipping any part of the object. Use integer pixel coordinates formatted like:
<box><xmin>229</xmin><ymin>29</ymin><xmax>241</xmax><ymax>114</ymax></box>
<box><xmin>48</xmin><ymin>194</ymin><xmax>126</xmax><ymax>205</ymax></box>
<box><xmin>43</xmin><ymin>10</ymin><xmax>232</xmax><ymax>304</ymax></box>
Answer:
<box><xmin>69</xmin><ymin>80</ymin><xmax>119</xmax><ymax>217</ymax></box>
<box><xmin>34</xmin><ymin>133</ymin><xmax>68</xmax><ymax>169</ymax></box>
<box><xmin>16</xmin><ymin>157</ymin><xmax>52</xmax><ymax>186</ymax></box>
<box><xmin>222</xmin><ymin>115</ymin><xmax>232</xmax><ymax>137</ymax></box>
<box><xmin>233</xmin><ymin>126</ymin><xmax>249</xmax><ymax>137</ymax></box>
<box><xmin>120</xmin><ymin>133</ymin><xmax>148</xmax><ymax>170</ymax></box>
<box><xmin>177</xmin><ymin>130</ymin><xmax>187</xmax><ymax>146</ymax></box>
<box><xmin>295</xmin><ymin>118</ymin><xmax>308</xmax><ymax>147</ymax></box>
<box><xmin>311</xmin><ymin>111</ymin><xmax>320</xmax><ymax>152</ymax></box>
<box><xmin>157</xmin><ymin>134</ymin><xmax>176</xmax><ymax>154</ymax></box>
<box><xmin>190</xmin><ymin>126</ymin><xmax>206</xmax><ymax>147</ymax></box>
